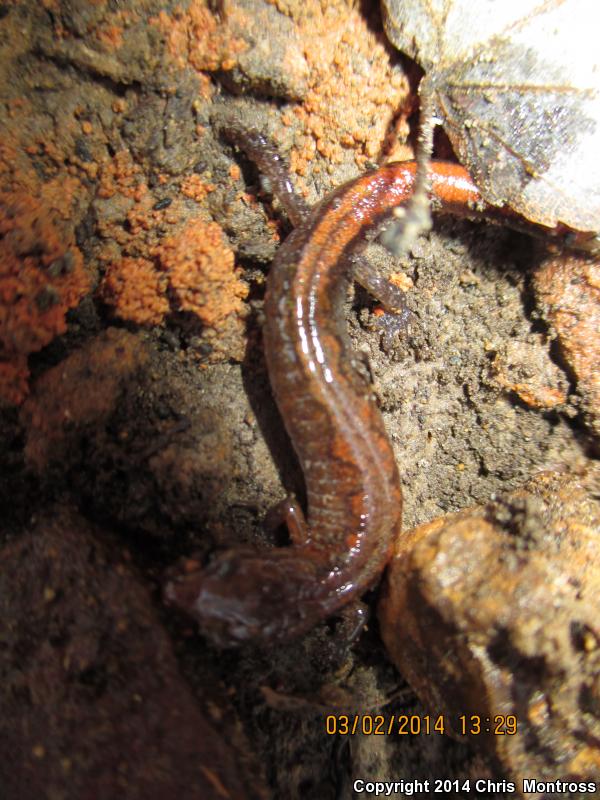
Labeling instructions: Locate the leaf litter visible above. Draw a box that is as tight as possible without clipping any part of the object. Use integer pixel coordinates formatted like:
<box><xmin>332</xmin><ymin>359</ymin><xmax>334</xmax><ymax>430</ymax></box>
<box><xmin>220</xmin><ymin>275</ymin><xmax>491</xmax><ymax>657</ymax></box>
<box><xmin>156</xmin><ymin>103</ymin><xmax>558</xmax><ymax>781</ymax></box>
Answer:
<box><xmin>380</xmin><ymin>0</ymin><xmax>600</xmax><ymax>249</ymax></box>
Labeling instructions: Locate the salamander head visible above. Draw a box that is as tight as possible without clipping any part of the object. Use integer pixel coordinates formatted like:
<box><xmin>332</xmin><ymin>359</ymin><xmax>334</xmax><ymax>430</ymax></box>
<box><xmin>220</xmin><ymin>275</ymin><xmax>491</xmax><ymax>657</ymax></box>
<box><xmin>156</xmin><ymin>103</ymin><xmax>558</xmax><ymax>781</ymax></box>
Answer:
<box><xmin>163</xmin><ymin>548</ymin><xmax>322</xmax><ymax>647</ymax></box>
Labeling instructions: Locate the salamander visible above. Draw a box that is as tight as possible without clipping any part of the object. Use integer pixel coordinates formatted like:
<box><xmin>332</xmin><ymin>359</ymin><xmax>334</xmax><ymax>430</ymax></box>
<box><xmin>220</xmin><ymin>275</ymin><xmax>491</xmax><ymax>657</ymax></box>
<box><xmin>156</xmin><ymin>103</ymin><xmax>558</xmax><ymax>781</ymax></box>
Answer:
<box><xmin>164</xmin><ymin>153</ymin><xmax>486</xmax><ymax>647</ymax></box>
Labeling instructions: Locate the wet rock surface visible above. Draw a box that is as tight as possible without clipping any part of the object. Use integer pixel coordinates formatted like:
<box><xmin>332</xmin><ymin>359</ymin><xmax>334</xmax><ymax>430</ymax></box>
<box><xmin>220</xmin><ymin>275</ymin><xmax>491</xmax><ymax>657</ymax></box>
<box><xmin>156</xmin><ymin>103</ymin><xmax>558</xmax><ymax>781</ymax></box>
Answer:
<box><xmin>379</xmin><ymin>464</ymin><xmax>600</xmax><ymax>787</ymax></box>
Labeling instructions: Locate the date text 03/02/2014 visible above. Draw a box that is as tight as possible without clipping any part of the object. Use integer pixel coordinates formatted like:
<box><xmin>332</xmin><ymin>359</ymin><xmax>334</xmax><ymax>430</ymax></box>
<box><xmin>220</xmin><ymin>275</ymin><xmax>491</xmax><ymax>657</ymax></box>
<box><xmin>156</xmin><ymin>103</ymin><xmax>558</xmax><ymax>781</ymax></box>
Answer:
<box><xmin>352</xmin><ymin>778</ymin><xmax>598</xmax><ymax>795</ymax></box>
<box><xmin>324</xmin><ymin>713</ymin><xmax>517</xmax><ymax>736</ymax></box>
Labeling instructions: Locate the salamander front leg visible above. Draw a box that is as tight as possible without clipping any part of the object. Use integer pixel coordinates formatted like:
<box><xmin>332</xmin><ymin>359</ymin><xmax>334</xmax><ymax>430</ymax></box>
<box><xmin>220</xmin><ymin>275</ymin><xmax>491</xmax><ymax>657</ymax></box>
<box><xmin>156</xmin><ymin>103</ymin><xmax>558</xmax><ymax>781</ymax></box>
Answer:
<box><xmin>351</xmin><ymin>253</ymin><xmax>417</xmax><ymax>350</ymax></box>
<box><xmin>352</xmin><ymin>253</ymin><xmax>410</xmax><ymax>313</ymax></box>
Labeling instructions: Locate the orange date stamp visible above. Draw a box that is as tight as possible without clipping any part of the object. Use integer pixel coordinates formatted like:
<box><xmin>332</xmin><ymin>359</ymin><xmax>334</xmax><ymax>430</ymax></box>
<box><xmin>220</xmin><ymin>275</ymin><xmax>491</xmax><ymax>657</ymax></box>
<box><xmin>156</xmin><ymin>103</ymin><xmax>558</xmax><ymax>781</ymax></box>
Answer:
<box><xmin>324</xmin><ymin>714</ymin><xmax>518</xmax><ymax>737</ymax></box>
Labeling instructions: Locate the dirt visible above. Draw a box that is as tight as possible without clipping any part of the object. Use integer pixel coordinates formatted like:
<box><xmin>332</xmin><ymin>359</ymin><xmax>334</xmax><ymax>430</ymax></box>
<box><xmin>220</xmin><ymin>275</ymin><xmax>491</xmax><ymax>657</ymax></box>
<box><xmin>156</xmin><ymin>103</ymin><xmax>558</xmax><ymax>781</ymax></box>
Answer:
<box><xmin>0</xmin><ymin>1</ymin><xmax>597</xmax><ymax>799</ymax></box>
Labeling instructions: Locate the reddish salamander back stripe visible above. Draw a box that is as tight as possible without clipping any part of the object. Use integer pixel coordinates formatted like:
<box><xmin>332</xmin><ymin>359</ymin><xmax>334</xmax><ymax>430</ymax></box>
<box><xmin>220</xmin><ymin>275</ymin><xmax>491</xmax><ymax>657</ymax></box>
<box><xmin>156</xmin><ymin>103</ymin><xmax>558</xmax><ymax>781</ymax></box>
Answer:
<box><xmin>164</xmin><ymin>161</ymin><xmax>483</xmax><ymax>645</ymax></box>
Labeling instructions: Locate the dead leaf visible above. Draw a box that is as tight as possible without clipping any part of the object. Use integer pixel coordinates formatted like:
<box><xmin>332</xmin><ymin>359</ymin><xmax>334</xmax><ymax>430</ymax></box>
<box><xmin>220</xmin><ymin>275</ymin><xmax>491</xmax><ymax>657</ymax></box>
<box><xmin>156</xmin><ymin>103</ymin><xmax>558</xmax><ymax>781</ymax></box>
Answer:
<box><xmin>381</xmin><ymin>0</ymin><xmax>600</xmax><ymax>238</ymax></box>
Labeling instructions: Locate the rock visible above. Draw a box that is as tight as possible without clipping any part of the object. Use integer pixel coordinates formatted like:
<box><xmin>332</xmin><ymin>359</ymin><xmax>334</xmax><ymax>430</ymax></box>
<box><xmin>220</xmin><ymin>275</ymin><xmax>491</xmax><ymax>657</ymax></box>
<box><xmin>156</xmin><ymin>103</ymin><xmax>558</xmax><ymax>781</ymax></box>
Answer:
<box><xmin>215</xmin><ymin>0</ymin><xmax>309</xmax><ymax>100</ymax></box>
<box><xmin>533</xmin><ymin>252</ymin><xmax>600</xmax><ymax>441</ymax></box>
<box><xmin>378</xmin><ymin>464</ymin><xmax>600</xmax><ymax>785</ymax></box>
<box><xmin>489</xmin><ymin>337</ymin><xmax>568</xmax><ymax>411</ymax></box>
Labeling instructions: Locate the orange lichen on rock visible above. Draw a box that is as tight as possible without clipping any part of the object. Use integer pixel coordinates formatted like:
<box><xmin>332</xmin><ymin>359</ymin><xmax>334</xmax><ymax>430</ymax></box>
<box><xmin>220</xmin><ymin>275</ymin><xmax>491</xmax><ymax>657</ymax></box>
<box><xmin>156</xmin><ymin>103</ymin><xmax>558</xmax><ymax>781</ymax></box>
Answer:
<box><xmin>156</xmin><ymin>0</ymin><xmax>408</xmax><ymax>193</ymax></box>
<box><xmin>94</xmin><ymin>7</ymin><xmax>142</xmax><ymax>50</ymax></box>
<box><xmin>152</xmin><ymin>2</ymin><xmax>247</xmax><ymax>95</ymax></box>
<box><xmin>156</xmin><ymin>219</ymin><xmax>248</xmax><ymax>327</ymax></box>
<box><xmin>180</xmin><ymin>174</ymin><xmax>215</xmax><ymax>203</ymax></box>
<box><xmin>284</xmin><ymin>0</ymin><xmax>409</xmax><ymax>177</ymax></box>
<box><xmin>0</xmin><ymin>155</ymin><xmax>91</xmax><ymax>405</ymax></box>
<box><xmin>96</xmin><ymin>147</ymin><xmax>247</xmax><ymax>337</ymax></box>
<box><xmin>100</xmin><ymin>258</ymin><xmax>169</xmax><ymax>325</ymax></box>
<box><xmin>99</xmin><ymin>217</ymin><xmax>248</xmax><ymax>339</ymax></box>
<box><xmin>98</xmin><ymin>150</ymin><xmax>147</xmax><ymax>201</ymax></box>
<box><xmin>95</xmin><ymin>23</ymin><xmax>124</xmax><ymax>49</ymax></box>
<box><xmin>95</xmin><ymin>149</ymin><xmax>179</xmax><ymax>251</ymax></box>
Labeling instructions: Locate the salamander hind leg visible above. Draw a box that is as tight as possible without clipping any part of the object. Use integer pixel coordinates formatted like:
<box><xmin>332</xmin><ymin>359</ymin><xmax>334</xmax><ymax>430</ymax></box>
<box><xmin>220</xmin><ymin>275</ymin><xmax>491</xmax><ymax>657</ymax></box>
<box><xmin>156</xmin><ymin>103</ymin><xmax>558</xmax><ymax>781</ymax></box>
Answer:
<box><xmin>263</xmin><ymin>494</ymin><xmax>311</xmax><ymax>546</ymax></box>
